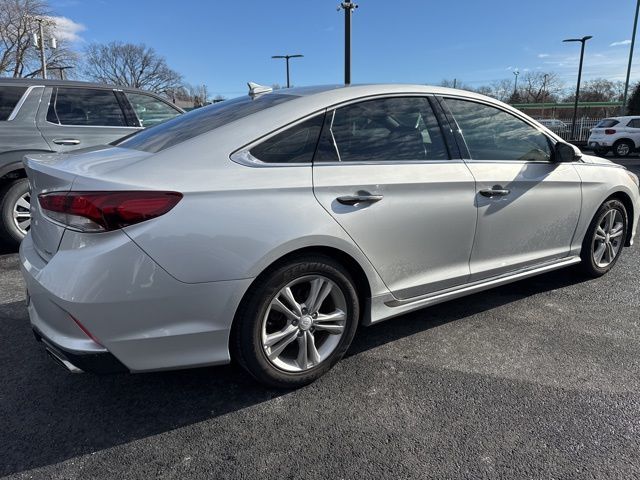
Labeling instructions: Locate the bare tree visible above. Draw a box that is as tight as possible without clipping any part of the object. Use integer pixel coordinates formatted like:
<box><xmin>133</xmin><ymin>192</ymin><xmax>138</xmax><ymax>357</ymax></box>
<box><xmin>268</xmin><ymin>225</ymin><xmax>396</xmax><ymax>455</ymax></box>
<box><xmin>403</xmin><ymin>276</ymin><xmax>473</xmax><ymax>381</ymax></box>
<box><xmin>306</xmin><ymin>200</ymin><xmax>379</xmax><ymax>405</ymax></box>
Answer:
<box><xmin>563</xmin><ymin>78</ymin><xmax>625</xmax><ymax>103</ymax></box>
<box><xmin>83</xmin><ymin>41</ymin><xmax>183</xmax><ymax>94</ymax></box>
<box><xmin>519</xmin><ymin>72</ymin><xmax>563</xmax><ymax>103</ymax></box>
<box><xmin>0</xmin><ymin>0</ymin><xmax>77</xmax><ymax>77</ymax></box>
<box><xmin>488</xmin><ymin>79</ymin><xmax>516</xmax><ymax>102</ymax></box>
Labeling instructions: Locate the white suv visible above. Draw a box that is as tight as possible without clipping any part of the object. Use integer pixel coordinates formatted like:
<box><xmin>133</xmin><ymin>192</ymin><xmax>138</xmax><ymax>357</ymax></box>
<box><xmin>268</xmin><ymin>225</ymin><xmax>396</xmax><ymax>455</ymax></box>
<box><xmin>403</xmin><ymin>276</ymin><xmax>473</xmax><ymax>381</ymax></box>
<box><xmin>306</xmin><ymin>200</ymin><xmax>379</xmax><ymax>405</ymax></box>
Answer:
<box><xmin>588</xmin><ymin>116</ymin><xmax>640</xmax><ymax>157</ymax></box>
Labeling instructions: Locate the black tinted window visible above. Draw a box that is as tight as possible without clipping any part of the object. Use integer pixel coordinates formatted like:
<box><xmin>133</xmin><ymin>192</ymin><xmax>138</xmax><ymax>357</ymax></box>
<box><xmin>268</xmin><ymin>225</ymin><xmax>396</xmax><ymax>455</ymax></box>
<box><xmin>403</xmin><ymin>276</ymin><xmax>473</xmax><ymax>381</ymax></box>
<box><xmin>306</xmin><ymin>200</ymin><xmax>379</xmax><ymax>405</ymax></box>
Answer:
<box><xmin>47</xmin><ymin>88</ymin><xmax>127</xmax><ymax>126</ymax></box>
<box><xmin>596</xmin><ymin>119</ymin><xmax>620</xmax><ymax>128</ymax></box>
<box><xmin>250</xmin><ymin>114</ymin><xmax>324</xmax><ymax>163</ymax></box>
<box><xmin>117</xmin><ymin>94</ymin><xmax>298</xmax><ymax>153</ymax></box>
<box><xmin>317</xmin><ymin>97</ymin><xmax>448</xmax><ymax>162</ymax></box>
<box><xmin>627</xmin><ymin>119</ymin><xmax>640</xmax><ymax>128</ymax></box>
<box><xmin>446</xmin><ymin>98</ymin><xmax>551</xmax><ymax>162</ymax></box>
<box><xmin>0</xmin><ymin>86</ymin><xmax>27</xmax><ymax>120</ymax></box>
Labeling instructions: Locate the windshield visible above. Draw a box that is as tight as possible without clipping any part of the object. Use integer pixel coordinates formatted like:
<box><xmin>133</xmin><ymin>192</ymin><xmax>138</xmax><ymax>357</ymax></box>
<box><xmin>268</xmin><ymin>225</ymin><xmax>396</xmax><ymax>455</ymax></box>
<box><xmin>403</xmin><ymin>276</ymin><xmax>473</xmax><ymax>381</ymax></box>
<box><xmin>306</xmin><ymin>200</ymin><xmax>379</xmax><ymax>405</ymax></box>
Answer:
<box><xmin>115</xmin><ymin>93</ymin><xmax>299</xmax><ymax>153</ymax></box>
<box><xmin>595</xmin><ymin>119</ymin><xmax>620</xmax><ymax>128</ymax></box>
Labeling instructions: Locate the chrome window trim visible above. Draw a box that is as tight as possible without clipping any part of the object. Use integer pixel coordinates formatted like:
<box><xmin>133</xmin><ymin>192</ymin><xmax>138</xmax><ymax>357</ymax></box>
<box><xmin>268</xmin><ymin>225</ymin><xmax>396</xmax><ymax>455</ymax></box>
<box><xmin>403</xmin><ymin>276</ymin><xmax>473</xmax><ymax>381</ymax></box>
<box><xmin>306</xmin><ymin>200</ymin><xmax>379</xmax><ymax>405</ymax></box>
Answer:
<box><xmin>6</xmin><ymin>85</ymin><xmax>40</xmax><ymax>121</ymax></box>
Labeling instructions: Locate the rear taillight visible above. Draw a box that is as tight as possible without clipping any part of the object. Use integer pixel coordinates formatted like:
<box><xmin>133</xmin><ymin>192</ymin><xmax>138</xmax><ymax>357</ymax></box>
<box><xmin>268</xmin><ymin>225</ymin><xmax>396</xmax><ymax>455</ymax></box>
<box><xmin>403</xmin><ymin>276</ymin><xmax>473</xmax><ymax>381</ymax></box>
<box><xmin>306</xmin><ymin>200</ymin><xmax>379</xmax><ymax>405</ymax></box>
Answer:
<box><xmin>38</xmin><ymin>191</ymin><xmax>182</xmax><ymax>232</ymax></box>
<box><xmin>605</xmin><ymin>129</ymin><xmax>617</xmax><ymax>135</ymax></box>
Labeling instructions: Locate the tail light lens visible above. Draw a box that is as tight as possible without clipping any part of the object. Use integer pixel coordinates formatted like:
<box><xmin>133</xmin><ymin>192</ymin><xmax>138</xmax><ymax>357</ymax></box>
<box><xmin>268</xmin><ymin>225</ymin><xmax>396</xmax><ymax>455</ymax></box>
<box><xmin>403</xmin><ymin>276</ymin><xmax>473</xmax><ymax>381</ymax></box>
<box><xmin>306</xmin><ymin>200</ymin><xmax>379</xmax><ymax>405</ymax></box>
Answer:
<box><xmin>38</xmin><ymin>191</ymin><xmax>182</xmax><ymax>232</ymax></box>
<box><xmin>605</xmin><ymin>129</ymin><xmax>617</xmax><ymax>135</ymax></box>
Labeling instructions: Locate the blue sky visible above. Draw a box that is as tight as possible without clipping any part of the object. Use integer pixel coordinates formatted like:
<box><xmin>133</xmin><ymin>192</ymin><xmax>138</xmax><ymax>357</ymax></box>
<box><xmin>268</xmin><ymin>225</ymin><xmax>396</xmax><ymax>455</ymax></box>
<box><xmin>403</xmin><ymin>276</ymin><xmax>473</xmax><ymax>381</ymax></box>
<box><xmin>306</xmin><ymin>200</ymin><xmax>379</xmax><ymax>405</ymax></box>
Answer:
<box><xmin>51</xmin><ymin>0</ymin><xmax>640</xmax><ymax>97</ymax></box>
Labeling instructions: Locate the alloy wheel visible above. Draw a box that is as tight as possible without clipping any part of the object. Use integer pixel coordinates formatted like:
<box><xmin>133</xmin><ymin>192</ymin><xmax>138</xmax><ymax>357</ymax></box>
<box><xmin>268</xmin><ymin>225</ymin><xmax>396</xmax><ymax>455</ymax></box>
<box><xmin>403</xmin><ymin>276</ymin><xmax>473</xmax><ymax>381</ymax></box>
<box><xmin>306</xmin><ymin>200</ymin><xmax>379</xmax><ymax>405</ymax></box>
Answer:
<box><xmin>261</xmin><ymin>275</ymin><xmax>347</xmax><ymax>372</ymax></box>
<box><xmin>592</xmin><ymin>208</ymin><xmax>624</xmax><ymax>268</ymax></box>
<box><xmin>12</xmin><ymin>191</ymin><xmax>31</xmax><ymax>236</ymax></box>
<box><xmin>616</xmin><ymin>143</ymin><xmax>631</xmax><ymax>156</ymax></box>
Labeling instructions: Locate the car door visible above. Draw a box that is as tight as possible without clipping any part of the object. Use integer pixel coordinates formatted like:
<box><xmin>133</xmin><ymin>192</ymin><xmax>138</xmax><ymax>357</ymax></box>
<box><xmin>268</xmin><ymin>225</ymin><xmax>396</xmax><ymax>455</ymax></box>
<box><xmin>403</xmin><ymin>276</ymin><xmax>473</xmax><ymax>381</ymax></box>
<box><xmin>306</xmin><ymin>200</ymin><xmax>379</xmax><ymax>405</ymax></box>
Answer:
<box><xmin>312</xmin><ymin>96</ymin><xmax>478</xmax><ymax>300</ymax></box>
<box><xmin>37</xmin><ymin>86</ymin><xmax>140</xmax><ymax>152</ymax></box>
<box><xmin>441</xmin><ymin>96</ymin><xmax>581</xmax><ymax>280</ymax></box>
<box><xmin>625</xmin><ymin>118</ymin><xmax>640</xmax><ymax>148</ymax></box>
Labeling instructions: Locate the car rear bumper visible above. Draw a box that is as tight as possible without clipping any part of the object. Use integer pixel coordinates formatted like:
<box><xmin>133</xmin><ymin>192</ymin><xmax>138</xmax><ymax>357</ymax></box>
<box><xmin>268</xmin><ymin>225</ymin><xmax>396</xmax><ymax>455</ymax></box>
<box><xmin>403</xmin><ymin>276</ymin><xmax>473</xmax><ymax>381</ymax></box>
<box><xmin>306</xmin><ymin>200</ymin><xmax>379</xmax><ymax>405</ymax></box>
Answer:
<box><xmin>32</xmin><ymin>327</ymin><xmax>128</xmax><ymax>374</ymax></box>
<box><xmin>20</xmin><ymin>231</ymin><xmax>252</xmax><ymax>373</ymax></box>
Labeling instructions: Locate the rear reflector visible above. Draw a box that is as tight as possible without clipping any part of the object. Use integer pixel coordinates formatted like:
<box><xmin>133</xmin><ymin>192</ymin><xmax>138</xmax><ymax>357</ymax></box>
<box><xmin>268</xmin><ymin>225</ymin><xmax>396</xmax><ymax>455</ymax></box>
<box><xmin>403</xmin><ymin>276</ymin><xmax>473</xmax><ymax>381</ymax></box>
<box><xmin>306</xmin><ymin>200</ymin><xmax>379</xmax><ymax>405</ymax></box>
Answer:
<box><xmin>605</xmin><ymin>129</ymin><xmax>617</xmax><ymax>135</ymax></box>
<box><xmin>38</xmin><ymin>191</ymin><xmax>182</xmax><ymax>232</ymax></box>
<box><xmin>70</xmin><ymin>314</ymin><xmax>103</xmax><ymax>346</ymax></box>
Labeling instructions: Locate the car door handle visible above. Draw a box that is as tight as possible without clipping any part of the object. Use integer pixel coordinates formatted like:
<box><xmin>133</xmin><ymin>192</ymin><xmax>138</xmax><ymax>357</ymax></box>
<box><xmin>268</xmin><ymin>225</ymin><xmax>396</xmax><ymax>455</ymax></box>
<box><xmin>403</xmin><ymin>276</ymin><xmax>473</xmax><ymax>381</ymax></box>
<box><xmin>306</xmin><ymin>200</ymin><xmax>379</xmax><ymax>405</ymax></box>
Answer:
<box><xmin>336</xmin><ymin>194</ymin><xmax>384</xmax><ymax>206</ymax></box>
<box><xmin>52</xmin><ymin>138</ymin><xmax>80</xmax><ymax>146</ymax></box>
<box><xmin>479</xmin><ymin>187</ymin><xmax>510</xmax><ymax>198</ymax></box>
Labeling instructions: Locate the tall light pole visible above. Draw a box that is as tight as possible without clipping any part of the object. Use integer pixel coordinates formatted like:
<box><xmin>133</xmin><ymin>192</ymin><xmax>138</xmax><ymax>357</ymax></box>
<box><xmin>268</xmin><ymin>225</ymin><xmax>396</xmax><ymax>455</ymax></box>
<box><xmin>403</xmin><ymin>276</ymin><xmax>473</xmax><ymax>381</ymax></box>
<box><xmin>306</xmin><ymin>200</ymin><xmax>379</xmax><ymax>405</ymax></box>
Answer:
<box><xmin>338</xmin><ymin>1</ymin><xmax>358</xmax><ymax>85</ymax></box>
<box><xmin>271</xmin><ymin>54</ymin><xmax>303</xmax><ymax>88</ymax></box>
<box><xmin>622</xmin><ymin>0</ymin><xmax>640</xmax><ymax>115</ymax></box>
<box><xmin>541</xmin><ymin>73</ymin><xmax>549</xmax><ymax>118</ymax></box>
<box><xmin>513</xmin><ymin>69</ymin><xmax>520</xmax><ymax>96</ymax></box>
<box><xmin>563</xmin><ymin>35</ymin><xmax>592</xmax><ymax>140</ymax></box>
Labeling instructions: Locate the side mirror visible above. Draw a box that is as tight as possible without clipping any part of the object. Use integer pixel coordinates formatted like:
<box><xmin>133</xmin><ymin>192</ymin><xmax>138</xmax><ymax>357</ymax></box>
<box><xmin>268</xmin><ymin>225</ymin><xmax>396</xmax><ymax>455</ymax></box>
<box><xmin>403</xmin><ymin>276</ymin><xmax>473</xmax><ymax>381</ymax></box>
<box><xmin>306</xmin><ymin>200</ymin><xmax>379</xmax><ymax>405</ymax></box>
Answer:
<box><xmin>554</xmin><ymin>142</ymin><xmax>581</xmax><ymax>163</ymax></box>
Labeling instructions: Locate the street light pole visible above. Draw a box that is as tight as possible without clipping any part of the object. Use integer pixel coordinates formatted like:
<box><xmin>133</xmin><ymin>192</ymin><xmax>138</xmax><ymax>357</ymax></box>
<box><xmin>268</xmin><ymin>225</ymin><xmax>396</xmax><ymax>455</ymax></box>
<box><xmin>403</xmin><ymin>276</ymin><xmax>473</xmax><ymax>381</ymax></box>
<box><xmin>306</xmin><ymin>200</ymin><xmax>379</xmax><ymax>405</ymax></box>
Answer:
<box><xmin>271</xmin><ymin>54</ymin><xmax>303</xmax><ymax>88</ymax></box>
<box><xmin>513</xmin><ymin>69</ymin><xmax>520</xmax><ymax>95</ymax></box>
<box><xmin>563</xmin><ymin>35</ymin><xmax>593</xmax><ymax>140</ymax></box>
<box><xmin>541</xmin><ymin>73</ymin><xmax>549</xmax><ymax>118</ymax></box>
<box><xmin>622</xmin><ymin>0</ymin><xmax>640</xmax><ymax>115</ymax></box>
<box><xmin>338</xmin><ymin>1</ymin><xmax>358</xmax><ymax>85</ymax></box>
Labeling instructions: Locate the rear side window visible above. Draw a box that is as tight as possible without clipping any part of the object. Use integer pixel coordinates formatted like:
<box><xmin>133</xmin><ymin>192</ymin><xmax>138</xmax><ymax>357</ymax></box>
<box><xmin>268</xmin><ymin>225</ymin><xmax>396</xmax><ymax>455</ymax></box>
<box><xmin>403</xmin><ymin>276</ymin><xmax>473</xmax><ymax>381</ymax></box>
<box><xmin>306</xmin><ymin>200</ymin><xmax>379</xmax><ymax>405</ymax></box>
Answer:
<box><xmin>47</xmin><ymin>88</ymin><xmax>127</xmax><ymax>127</ymax></box>
<box><xmin>124</xmin><ymin>92</ymin><xmax>181</xmax><ymax>128</ymax></box>
<box><xmin>249</xmin><ymin>115</ymin><xmax>324</xmax><ymax>163</ymax></box>
<box><xmin>117</xmin><ymin>93</ymin><xmax>298</xmax><ymax>153</ymax></box>
<box><xmin>627</xmin><ymin>119</ymin><xmax>640</xmax><ymax>128</ymax></box>
<box><xmin>596</xmin><ymin>119</ymin><xmax>620</xmax><ymax>128</ymax></box>
<box><xmin>315</xmin><ymin>96</ymin><xmax>449</xmax><ymax>162</ymax></box>
<box><xmin>0</xmin><ymin>86</ymin><xmax>28</xmax><ymax>120</ymax></box>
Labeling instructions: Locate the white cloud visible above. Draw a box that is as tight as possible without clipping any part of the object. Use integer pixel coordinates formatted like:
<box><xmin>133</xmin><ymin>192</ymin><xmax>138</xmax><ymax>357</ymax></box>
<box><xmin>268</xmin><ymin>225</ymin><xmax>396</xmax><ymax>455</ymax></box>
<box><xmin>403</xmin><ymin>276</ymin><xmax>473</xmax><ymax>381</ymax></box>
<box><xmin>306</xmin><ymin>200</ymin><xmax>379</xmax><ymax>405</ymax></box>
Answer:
<box><xmin>46</xmin><ymin>16</ymin><xmax>86</xmax><ymax>43</ymax></box>
<box><xmin>610</xmin><ymin>40</ymin><xmax>632</xmax><ymax>47</ymax></box>
<box><xmin>537</xmin><ymin>53</ymin><xmax>550</xmax><ymax>58</ymax></box>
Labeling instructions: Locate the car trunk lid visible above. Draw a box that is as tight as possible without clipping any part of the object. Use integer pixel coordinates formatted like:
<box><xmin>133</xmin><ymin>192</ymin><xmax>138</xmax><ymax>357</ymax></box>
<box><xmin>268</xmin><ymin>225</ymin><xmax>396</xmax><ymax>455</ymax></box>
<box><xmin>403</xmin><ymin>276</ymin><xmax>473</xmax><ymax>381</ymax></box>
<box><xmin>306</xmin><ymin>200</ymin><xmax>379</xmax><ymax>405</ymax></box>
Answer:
<box><xmin>23</xmin><ymin>146</ymin><xmax>153</xmax><ymax>261</ymax></box>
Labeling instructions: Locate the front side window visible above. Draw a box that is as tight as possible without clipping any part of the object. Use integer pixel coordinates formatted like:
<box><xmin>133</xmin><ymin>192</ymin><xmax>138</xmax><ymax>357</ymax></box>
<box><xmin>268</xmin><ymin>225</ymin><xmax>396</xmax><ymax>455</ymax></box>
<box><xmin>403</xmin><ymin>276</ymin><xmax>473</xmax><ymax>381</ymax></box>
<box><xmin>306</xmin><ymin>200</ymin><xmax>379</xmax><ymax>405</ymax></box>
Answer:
<box><xmin>47</xmin><ymin>88</ymin><xmax>127</xmax><ymax>127</ymax></box>
<box><xmin>0</xmin><ymin>86</ymin><xmax>28</xmax><ymax>121</ymax></box>
<box><xmin>250</xmin><ymin>114</ymin><xmax>324</xmax><ymax>163</ymax></box>
<box><xmin>125</xmin><ymin>92</ymin><xmax>181</xmax><ymax>128</ymax></box>
<box><xmin>316</xmin><ymin>96</ymin><xmax>448</xmax><ymax>162</ymax></box>
<box><xmin>445</xmin><ymin>98</ymin><xmax>552</xmax><ymax>162</ymax></box>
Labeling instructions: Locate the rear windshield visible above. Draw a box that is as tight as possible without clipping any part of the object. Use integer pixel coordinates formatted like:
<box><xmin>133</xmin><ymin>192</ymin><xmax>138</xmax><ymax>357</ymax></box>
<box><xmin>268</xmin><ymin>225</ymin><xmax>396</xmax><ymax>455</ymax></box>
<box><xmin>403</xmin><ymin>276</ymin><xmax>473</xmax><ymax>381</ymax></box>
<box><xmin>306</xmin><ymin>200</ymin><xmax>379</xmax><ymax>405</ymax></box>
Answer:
<box><xmin>596</xmin><ymin>119</ymin><xmax>620</xmax><ymax>128</ymax></box>
<box><xmin>0</xmin><ymin>86</ymin><xmax>28</xmax><ymax>120</ymax></box>
<box><xmin>116</xmin><ymin>93</ymin><xmax>299</xmax><ymax>153</ymax></box>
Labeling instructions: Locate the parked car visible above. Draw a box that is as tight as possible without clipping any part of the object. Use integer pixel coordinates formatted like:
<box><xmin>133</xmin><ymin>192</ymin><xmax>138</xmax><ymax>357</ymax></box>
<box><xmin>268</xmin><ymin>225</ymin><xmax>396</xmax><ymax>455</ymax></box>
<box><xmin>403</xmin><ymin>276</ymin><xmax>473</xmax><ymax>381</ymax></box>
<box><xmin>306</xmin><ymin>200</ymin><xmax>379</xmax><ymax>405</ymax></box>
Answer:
<box><xmin>587</xmin><ymin>116</ymin><xmax>640</xmax><ymax>157</ymax></box>
<box><xmin>536</xmin><ymin>118</ymin><xmax>567</xmax><ymax>129</ymax></box>
<box><xmin>20</xmin><ymin>84</ymin><xmax>639</xmax><ymax>387</ymax></box>
<box><xmin>0</xmin><ymin>78</ymin><xmax>184</xmax><ymax>246</ymax></box>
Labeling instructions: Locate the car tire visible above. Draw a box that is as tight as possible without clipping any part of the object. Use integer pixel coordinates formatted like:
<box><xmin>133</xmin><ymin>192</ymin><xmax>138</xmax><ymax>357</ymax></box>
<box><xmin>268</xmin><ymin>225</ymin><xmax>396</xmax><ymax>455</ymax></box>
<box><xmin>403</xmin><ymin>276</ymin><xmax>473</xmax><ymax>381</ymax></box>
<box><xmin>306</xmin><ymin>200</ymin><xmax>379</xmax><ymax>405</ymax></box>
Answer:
<box><xmin>0</xmin><ymin>178</ymin><xmax>31</xmax><ymax>247</ymax></box>
<box><xmin>580</xmin><ymin>199</ymin><xmax>628</xmax><ymax>278</ymax></box>
<box><xmin>593</xmin><ymin>147</ymin><xmax>608</xmax><ymax>157</ymax></box>
<box><xmin>613</xmin><ymin>139</ymin><xmax>634</xmax><ymax>157</ymax></box>
<box><xmin>232</xmin><ymin>254</ymin><xmax>360</xmax><ymax>388</ymax></box>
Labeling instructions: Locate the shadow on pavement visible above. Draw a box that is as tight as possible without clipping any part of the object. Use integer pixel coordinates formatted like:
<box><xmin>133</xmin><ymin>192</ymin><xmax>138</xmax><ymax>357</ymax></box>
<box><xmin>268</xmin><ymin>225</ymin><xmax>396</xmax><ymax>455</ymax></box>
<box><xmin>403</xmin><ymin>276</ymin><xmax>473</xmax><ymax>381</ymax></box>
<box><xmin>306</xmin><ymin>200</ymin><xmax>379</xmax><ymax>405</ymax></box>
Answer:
<box><xmin>0</xmin><ymin>239</ymin><xmax>17</xmax><ymax>256</ymax></box>
<box><xmin>0</xmin><ymin>265</ymin><xmax>591</xmax><ymax>476</ymax></box>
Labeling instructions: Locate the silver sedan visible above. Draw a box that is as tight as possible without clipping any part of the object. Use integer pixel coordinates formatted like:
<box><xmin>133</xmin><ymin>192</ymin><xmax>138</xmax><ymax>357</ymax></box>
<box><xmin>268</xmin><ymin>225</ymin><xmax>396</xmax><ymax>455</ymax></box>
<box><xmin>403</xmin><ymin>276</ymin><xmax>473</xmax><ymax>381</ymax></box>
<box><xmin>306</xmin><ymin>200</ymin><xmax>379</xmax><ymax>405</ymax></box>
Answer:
<box><xmin>20</xmin><ymin>84</ymin><xmax>640</xmax><ymax>387</ymax></box>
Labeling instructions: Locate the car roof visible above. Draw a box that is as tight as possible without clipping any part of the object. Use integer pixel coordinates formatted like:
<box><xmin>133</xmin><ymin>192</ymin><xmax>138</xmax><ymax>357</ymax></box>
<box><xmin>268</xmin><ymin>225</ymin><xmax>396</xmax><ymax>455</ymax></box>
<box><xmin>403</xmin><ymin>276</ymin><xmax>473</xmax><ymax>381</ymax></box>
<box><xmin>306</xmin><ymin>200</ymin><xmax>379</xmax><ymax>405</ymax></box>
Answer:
<box><xmin>603</xmin><ymin>116</ymin><xmax>640</xmax><ymax>121</ymax></box>
<box><xmin>277</xmin><ymin>83</ymin><xmax>493</xmax><ymax>102</ymax></box>
<box><xmin>0</xmin><ymin>77</ymin><xmax>164</xmax><ymax>95</ymax></box>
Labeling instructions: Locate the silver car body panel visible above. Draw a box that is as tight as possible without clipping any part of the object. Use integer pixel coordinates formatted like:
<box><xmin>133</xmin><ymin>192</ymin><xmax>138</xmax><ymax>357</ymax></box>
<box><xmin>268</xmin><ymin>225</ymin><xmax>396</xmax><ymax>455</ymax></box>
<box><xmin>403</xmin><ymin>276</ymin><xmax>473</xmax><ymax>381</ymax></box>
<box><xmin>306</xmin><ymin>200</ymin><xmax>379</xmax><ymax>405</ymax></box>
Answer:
<box><xmin>19</xmin><ymin>84</ymin><xmax>640</xmax><ymax>372</ymax></box>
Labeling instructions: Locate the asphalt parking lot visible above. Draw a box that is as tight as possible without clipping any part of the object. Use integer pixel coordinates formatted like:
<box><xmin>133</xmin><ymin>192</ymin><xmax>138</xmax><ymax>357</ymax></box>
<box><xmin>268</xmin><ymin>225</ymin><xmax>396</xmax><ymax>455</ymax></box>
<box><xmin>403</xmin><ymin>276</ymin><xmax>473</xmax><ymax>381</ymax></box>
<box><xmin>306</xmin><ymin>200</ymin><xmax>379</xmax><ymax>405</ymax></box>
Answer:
<box><xmin>2</xmin><ymin>156</ymin><xmax>640</xmax><ymax>479</ymax></box>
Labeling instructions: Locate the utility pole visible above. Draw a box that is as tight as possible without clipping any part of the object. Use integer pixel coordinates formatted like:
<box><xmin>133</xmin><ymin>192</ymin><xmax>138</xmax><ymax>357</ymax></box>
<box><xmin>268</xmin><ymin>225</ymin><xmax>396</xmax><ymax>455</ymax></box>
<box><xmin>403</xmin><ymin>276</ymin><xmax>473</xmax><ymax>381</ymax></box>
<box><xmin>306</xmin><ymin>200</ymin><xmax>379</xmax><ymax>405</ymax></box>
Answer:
<box><xmin>541</xmin><ymin>73</ymin><xmax>549</xmax><ymax>118</ymax></box>
<box><xmin>338</xmin><ymin>1</ymin><xmax>358</xmax><ymax>85</ymax></box>
<box><xmin>35</xmin><ymin>17</ymin><xmax>47</xmax><ymax>79</ymax></box>
<box><xmin>563</xmin><ymin>35</ymin><xmax>592</xmax><ymax>140</ymax></box>
<box><xmin>622</xmin><ymin>0</ymin><xmax>640</xmax><ymax>115</ymax></box>
<box><xmin>271</xmin><ymin>54</ymin><xmax>303</xmax><ymax>88</ymax></box>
